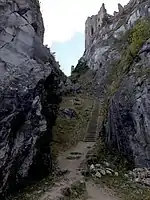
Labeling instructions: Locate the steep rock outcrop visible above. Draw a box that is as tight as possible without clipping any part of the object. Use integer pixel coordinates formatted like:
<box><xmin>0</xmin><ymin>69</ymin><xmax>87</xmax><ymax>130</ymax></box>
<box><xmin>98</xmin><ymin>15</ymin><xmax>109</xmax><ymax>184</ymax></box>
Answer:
<box><xmin>106</xmin><ymin>53</ymin><xmax>150</xmax><ymax>167</ymax></box>
<box><xmin>78</xmin><ymin>0</ymin><xmax>150</xmax><ymax>167</ymax></box>
<box><xmin>0</xmin><ymin>0</ymin><xmax>62</xmax><ymax>198</ymax></box>
<box><xmin>104</xmin><ymin>20</ymin><xmax>150</xmax><ymax>167</ymax></box>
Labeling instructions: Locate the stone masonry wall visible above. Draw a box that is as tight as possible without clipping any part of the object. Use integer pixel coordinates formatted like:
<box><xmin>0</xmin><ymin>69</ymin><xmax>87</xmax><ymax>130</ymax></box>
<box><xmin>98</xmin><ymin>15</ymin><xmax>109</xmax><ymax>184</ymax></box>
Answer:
<box><xmin>85</xmin><ymin>0</ymin><xmax>142</xmax><ymax>49</ymax></box>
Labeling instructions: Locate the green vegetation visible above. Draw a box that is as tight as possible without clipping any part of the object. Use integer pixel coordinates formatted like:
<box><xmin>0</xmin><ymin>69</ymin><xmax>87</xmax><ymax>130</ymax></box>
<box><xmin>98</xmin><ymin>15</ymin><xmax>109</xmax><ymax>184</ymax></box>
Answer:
<box><xmin>51</xmin><ymin>95</ymin><xmax>93</xmax><ymax>159</ymax></box>
<box><xmin>108</xmin><ymin>19</ymin><xmax>150</xmax><ymax>90</ymax></box>
<box><xmin>73</xmin><ymin>60</ymin><xmax>89</xmax><ymax>75</ymax></box>
<box><xmin>94</xmin><ymin>140</ymin><xmax>133</xmax><ymax>172</ymax></box>
<box><xmin>70</xmin><ymin>60</ymin><xmax>89</xmax><ymax>83</ymax></box>
<box><xmin>13</xmin><ymin>175</ymin><xmax>56</xmax><ymax>200</ymax></box>
<box><xmin>129</xmin><ymin>19</ymin><xmax>150</xmax><ymax>56</ymax></box>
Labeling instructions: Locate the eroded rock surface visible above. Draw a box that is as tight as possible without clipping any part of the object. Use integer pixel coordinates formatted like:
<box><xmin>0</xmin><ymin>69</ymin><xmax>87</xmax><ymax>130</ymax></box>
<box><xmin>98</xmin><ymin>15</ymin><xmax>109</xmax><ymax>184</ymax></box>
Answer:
<box><xmin>106</xmin><ymin>65</ymin><xmax>150</xmax><ymax>167</ymax></box>
<box><xmin>0</xmin><ymin>0</ymin><xmax>62</xmax><ymax>198</ymax></box>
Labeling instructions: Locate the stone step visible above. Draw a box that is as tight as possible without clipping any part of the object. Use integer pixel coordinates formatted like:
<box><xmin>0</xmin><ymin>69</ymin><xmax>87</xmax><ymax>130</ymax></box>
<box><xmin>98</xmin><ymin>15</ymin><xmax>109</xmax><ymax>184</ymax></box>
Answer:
<box><xmin>84</xmin><ymin>102</ymin><xmax>99</xmax><ymax>142</ymax></box>
<box><xmin>84</xmin><ymin>139</ymin><xmax>97</xmax><ymax>142</ymax></box>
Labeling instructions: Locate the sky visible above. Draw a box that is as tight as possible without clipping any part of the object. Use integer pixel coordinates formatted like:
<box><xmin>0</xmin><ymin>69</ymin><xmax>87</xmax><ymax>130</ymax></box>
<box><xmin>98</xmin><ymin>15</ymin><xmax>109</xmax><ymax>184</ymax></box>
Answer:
<box><xmin>40</xmin><ymin>0</ymin><xmax>129</xmax><ymax>76</ymax></box>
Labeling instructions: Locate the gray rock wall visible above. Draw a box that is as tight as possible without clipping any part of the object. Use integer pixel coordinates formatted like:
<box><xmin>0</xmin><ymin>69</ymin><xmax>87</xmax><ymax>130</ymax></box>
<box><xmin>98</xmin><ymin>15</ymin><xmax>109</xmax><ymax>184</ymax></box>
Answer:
<box><xmin>105</xmin><ymin>49</ymin><xmax>150</xmax><ymax>167</ymax></box>
<box><xmin>84</xmin><ymin>0</ymin><xmax>150</xmax><ymax>71</ymax></box>
<box><xmin>81</xmin><ymin>0</ymin><xmax>150</xmax><ymax>167</ymax></box>
<box><xmin>0</xmin><ymin>0</ymin><xmax>62</xmax><ymax>198</ymax></box>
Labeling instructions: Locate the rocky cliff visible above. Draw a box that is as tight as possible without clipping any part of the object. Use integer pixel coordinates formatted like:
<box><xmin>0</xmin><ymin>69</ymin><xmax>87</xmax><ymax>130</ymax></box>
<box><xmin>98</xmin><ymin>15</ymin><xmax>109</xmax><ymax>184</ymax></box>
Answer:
<box><xmin>0</xmin><ymin>0</ymin><xmax>63</xmax><ymax>198</ymax></box>
<box><xmin>77</xmin><ymin>0</ymin><xmax>150</xmax><ymax>167</ymax></box>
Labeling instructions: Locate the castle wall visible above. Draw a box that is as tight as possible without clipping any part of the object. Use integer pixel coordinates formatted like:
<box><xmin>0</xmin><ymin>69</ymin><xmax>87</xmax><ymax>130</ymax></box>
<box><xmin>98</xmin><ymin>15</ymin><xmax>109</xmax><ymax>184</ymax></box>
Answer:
<box><xmin>84</xmin><ymin>0</ymin><xmax>147</xmax><ymax>50</ymax></box>
<box><xmin>85</xmin><ymin>2</ymin><xmax>135</xmax><ymax>49</ymax></box>
<box><xmin>85</xmin><ymin>3</ymin><xmax>108</xmax><ymax>49</ymax></box>
<box><xmin>97</xmin><ymin>3</ymin><xmax>107</xmax><ymax>28</ymax></box>
<box><xmin>85</xmin><ymin>15</ymin><xmax>97</xmax><ymax>49</ymax></box>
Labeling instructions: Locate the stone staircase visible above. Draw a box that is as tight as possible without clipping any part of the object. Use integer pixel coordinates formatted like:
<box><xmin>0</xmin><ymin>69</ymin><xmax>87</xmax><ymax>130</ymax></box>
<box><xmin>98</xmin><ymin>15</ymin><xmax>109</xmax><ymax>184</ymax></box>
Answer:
<box><xmin>84</xmin><ymin>101</ymin><xmax>99</xmax><ymax>142</ymax></box>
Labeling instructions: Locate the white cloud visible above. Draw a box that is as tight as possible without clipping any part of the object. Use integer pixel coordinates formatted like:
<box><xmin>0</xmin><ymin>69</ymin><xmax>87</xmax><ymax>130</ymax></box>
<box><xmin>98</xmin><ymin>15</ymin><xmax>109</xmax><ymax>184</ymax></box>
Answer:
<box><xmin>40</xmin><ymin>0</ymin><xmax>129</xmax><ymax>46</ymax></box>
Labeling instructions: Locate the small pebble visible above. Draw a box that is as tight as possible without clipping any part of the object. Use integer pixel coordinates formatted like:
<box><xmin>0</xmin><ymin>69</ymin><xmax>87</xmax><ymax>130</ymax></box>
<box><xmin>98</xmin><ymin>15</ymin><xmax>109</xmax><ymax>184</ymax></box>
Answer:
<box><xmin>103</xmin><ymin>161</ymin><xmax>110</xmax><ymax>167</ymax></box>
<box><xmin>37</xmin><ymin>190</ymin><xmax>42</xmax><ymax>194</ymax></box>
<box><xmin>106</xmin><ymin>170</ymin><xmax>112</xmax><ymax>175</ymax></box>
<box><xmin>135</xmin><ymin>178</ymin><xmax>140</xmax><ymax>183</ymax></box>
<box><xmin>106</xmin><ymin>168</ymin><xmax>114</xmax><ymax>172</ymax></box>
<box><xmin>99</xmin><ymin>169</ymin><xmax>106</xmax><ymax>176</ymax></box>
<box><xmin>95</xmin><ymin>172</ymin><xmax>102</xmax><ymax>179</ymax></box>
<box><xmin>124</xmin><ymin>174</ymin><xmax>129</xmax><ymax>178</ymax></box>
<box><xmin>114</xmin><ymin>172</ymin><xmax>119</xmax><ymax>177</ymax></box>
<box><xmin>90</xmin><ymin>164</ymin><xmax>95</xmax><ymax>171</ymax></box>
<box><xmin>95</xmin><ymin>164</ymin><xmax>101</xmax><ymax>168</ymax></box>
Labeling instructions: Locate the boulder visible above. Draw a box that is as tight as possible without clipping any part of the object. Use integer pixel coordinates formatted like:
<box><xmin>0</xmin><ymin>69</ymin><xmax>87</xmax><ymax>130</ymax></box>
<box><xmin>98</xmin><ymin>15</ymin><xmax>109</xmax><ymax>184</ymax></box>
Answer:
<box><xmin>95</xmin><ymin>172</ymin><xmax>102</xmax><ymax>179</ymax></box>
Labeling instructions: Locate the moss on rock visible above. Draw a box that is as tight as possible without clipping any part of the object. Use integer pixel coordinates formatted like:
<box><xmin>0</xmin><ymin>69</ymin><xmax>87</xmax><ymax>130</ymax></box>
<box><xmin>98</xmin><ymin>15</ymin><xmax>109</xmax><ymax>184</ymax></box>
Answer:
<box><xmin>105</xmin><ymin>18</ymin><xmax>150</xmax><ymax>104</ymax></box>
<box><xmin>129</xmin><ymin>19</ymin><xmax>150</xmax><ymax>56</ymax></box>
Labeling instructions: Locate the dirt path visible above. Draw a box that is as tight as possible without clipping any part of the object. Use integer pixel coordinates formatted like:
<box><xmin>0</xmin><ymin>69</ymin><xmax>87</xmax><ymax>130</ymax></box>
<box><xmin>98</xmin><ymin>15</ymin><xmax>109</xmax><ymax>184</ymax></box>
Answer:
<box><xmin>36</xmin><ymin>101</ymin><xmax>119</xmax><ymax>200</ymax></box>
<box><xmin>86</xmin><ymin>181</ymin><xmax>119</xmax><ymax>200</ymax></box>
<box><xmin>38</xmin><ymin>142</ymin><xmax>95</xmax><ymax>200</ymax></box>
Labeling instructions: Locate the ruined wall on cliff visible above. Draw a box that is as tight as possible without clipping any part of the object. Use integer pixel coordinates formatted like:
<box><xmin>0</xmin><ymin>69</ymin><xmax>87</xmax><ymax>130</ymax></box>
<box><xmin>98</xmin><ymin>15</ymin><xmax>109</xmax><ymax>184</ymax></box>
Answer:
<box><xmin>80</xmin><ymin>0</ymin><xmax>150</xmax><ymax>167</ymax></box>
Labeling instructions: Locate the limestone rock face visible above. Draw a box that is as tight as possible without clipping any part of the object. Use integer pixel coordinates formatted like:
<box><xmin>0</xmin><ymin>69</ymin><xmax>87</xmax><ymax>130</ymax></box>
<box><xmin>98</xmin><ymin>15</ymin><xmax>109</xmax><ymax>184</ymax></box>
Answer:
<box><xmin>106</xmin><ymin>65</ymin><xmax>150</xmax><ymax>167</ymax></box>
<box><xmin>79</xmin><ymin>0</ymin><xmax>150</xmax><ymax>167</ymax></box>
<box><xmin>0</xmin><ymin>0</ymin><xmax>62</xmax><ymax>198</ymax></box>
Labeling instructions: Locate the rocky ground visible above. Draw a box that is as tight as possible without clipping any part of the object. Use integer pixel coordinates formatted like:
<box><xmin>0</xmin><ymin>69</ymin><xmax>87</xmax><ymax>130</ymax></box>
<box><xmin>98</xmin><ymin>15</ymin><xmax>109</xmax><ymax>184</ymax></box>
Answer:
<box><xmin>10</xmin><ymin>99</ymin><xmax>120</xmax><ymax>200</ymax></box>
<box><xmin>83</xmin><ymin>139</ymin><xmax>150</xmax><ymax>200</ymax></box>
<box><xmin>3</xmin><ymin>95</ymin><xmax>150</xmax><ymax>200</ymax></box>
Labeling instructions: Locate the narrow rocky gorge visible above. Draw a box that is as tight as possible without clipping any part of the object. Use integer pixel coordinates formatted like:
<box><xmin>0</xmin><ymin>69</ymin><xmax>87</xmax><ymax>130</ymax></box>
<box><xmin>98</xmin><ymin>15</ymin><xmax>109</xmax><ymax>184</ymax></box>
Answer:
<box><xmin>1</xmin><ymin>0</ymin><xmax>150</xmax><ymax>199</ymax></box>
